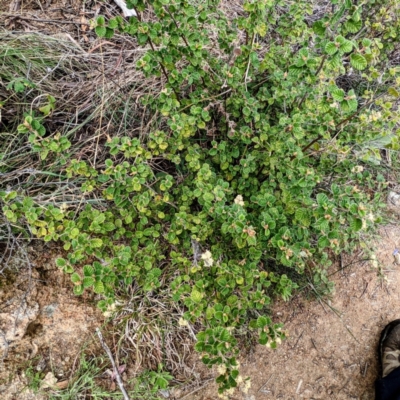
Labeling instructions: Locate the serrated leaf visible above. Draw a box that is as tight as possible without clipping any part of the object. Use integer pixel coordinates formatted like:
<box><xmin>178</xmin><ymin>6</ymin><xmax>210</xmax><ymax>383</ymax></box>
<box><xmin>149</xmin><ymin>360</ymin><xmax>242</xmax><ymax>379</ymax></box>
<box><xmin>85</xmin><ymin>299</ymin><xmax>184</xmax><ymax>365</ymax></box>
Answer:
<box><xmin>341</xmin><ymin>98</ymin><xmax>358</xmax><ymax>112</ymax></box>
<box><xmin>330</xmin><ymin>87</ymin><xmax>345</xmax><ymax>102</ymax></box>
<box><xmin>350</xmin><ymin>217</ymin><xmax>362</xmax><ymax>232</ymax></box>
<box><xmin>94</xmin><ymin>281</ymin><xmax>105</xmax><ymax>294</ymax></box>
<box><xmin>328</xmin><ymin>54</ymin><xmax>341</xmax><ymax>69</ymax></box>
<box><xmin>71</xmin><ymin>273</ymin><xmax>81</xmax><ymax>284</ymax></box>
<box><xmin>316</xmin><ymin>193</ymin><xmax>329</xmax><ymax>205</ymax></box>
<box><xmin>56</xmin><ymin>258</ymin><xmax>67</xmax><ymax>268</ymax></box>
<box><xmin>83</xmin><ymin>265</ymin><xmax>94</xmax><ymax>276</ymax></box>
<box><xmin>190</xmin><ymin>289</ymin><xmax>203</xmax><ymax>303</ymax></box>
<box><xmin>388</xmin><ymin>87</ymin><xmax>399</xmax><ymax>98</ymax></box>
<box><xmin>96</xmin><ymin>16</ymin><xmax>105</xmax><ymax>26</ymax></box>
<box><xmin>256</xmin><ymin>316</ymin><xmax>268</xmax><ymax>328</ymax></box>
<box><xmin>295</xmin><ymin>209</ymin><xmax>311</xmax><ymax>227</ymax></box>
<box><xmin>95</xmin><ymin>26</ymin><xmax>107</xmax><ymax>37</ymax></box>
<box><xmin>108</xmin><ymin>18</ymin><xmax>118</xmax><ymax>29</ymax></box>
<box><xmin>345</xmin><ymin>18</ymin><xmax>362</xmax><ymax>33</ymax></box>
<box><xmin>91</xmin><ymin>238</ymin><xmax>103</xmax><ymax>248</ymax></box>
<box><xmin>73</xmin><ymin>285</ymin><xmax>84</xmax><ymax>296</ymax></box>
<box><xmin>83</xmin><ymin>277</ymin><xmax>95</xmax><ymax>288</ymax></box>
<box><xmin>55</xmin><ymin>258</ymin><xmax>66</xmax><ymax>268</ymax></box>
<box><xmin>313</xmin><ymin>21</ymin><xmax>326</xmax><ymax>36</ymax></box>
<box><xmin>362</xmin><ymin>38</ymin><xmax>371</xmax><ymax>47</ymax></box>
<box><xmin>318</xmin><ymin>236</ymin><xmax>330</xmax><ymax>248</ymax></box>
<box><xmin>104</xmin><ymin>28</ymin><xmax>114</xmax><ymax>39</ymax></box>
<box><xmin>219</xmin><ymin>328</ymin><xmax>231</xmax><ymax>342</ymax></box>
<box><xmin>64</xmin><ymin>265</ymin><xmax>74</xmax><ymax>274</ymax></box>
<box><xmin>298</xmin><ymin>48</ymin><xmax>309</xmax><ymax>58</ymax></box>
<box><xmin>339</xmin><ymin>39</ymin><xmax>353</xmax><ymax>53</ymax></box>
<box><xmin>325</xmin><ymin>42</ymin><xmax>338</xmax><ymax>55</ymax></box>
<box><xmin>288</xmin><ymin>66</ymin><xmax>304</xmax><ymax>77</ymax></box>
<box><xmin>350</xmin><ymin>54</ymin><xmax>367</xmax><ymax>70</ymax></box>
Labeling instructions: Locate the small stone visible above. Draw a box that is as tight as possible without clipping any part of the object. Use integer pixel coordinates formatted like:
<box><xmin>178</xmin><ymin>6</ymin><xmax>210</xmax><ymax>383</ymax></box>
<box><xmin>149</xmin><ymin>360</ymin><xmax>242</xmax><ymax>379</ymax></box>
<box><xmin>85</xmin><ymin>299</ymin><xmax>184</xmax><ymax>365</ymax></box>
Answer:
<box><xmin>159</xmin><ymin>389</ymin><xmax>170</xmax><ymax>398</ymax></box>
<box><xmin>41</xmin><ymin>372</ymin><xmax>57</xmax><ymax>389</ymax></box>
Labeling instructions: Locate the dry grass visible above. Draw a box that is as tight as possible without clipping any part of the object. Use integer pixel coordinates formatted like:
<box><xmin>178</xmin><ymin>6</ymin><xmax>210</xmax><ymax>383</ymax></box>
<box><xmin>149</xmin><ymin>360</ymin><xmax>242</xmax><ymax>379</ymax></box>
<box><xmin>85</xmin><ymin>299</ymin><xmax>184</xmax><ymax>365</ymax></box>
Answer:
<box><xmin>0</xmin><ymin>23</ymin><xmax>193</xmax><ymax>385</ymax></box>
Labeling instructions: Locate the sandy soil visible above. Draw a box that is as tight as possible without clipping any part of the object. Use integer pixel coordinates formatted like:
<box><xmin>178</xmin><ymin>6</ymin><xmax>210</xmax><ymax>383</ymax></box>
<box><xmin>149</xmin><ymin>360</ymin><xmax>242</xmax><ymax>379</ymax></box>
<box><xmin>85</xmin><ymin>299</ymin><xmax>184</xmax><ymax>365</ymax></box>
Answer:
<box><xmin>182</xmin><ymin>225</ymin><xmax>400</xmax><ymax>400</ymax></box>
<box><xmin>0</xmin><ymin>243</ymin><xmax>104</xmax><ymax>400</ymax></box>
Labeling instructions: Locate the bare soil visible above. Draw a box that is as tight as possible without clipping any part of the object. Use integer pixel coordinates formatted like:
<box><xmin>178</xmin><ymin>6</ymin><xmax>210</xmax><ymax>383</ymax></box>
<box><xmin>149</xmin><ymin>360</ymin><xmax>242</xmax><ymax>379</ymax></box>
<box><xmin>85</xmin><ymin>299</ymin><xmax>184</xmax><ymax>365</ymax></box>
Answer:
<box><xmin>0</xmin><ymin>243</ymin><xmax>104</xmax><ymax>399</ymax></box>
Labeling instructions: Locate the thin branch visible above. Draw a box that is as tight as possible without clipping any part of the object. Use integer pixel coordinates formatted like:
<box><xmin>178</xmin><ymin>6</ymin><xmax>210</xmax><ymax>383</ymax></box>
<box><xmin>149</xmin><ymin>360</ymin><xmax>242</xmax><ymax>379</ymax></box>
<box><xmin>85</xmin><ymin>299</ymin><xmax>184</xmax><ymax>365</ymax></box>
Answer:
<box><xmin>2</xmin><ymin>14</ymin><xmax>90</xmax><ymax>25</ymax></box>
<box><xmin>244</xmin><ymin>32</ymin><xmax>256</xmax><ymax>91</ymax></box>
<box><xmin>96</xmin><ymin>328</ymin><xmax>130</xmax><ymax>400</ymax></box>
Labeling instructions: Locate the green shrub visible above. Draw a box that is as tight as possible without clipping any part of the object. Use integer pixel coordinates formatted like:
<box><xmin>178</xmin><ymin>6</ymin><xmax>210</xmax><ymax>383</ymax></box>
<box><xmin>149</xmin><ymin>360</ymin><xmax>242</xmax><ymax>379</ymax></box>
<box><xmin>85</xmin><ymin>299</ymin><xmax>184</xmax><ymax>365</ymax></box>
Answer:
<box><xmin>2</xmin><ymin>0</ymin><xmax>400</xmax><ymax>393</ymax></box>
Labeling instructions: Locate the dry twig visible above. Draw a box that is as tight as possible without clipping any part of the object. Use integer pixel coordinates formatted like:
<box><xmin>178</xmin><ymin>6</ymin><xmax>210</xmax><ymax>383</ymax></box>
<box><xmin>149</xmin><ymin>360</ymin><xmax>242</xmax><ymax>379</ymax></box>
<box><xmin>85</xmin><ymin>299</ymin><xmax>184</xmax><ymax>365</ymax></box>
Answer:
<box><xmin>95</xmin><ymin>328</ymin><xmax>130</xmax><ymax>400</ymax></box>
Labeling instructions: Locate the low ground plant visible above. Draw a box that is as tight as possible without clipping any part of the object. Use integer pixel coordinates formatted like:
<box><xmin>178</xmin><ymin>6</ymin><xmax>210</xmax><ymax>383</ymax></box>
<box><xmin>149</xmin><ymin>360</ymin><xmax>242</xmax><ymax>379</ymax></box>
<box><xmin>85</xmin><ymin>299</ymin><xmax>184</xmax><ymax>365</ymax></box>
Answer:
<box><xmin>1</xmin><ymin>0</ymin><xmax>400</xmax><ymax>393</ymax></box>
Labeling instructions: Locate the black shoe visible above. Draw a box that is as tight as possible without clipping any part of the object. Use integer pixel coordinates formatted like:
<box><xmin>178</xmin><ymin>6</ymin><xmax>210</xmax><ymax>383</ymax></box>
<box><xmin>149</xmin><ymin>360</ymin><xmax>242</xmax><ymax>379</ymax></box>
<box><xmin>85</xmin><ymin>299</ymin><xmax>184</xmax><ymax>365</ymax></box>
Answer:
<box><xmin>379</xmin><ymin>319</ymin><xmax>400</xmax><ymax>378</ymax></box>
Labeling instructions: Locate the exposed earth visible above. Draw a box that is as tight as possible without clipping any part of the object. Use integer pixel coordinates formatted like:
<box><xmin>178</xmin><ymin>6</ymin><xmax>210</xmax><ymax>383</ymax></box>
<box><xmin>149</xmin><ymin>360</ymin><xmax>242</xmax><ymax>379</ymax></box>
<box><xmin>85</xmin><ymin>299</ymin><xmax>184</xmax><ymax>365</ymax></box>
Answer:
<box><xmin>0</xmin><ymin>242</ymin><xmax>104</xmax><ymax>400</ymax></box>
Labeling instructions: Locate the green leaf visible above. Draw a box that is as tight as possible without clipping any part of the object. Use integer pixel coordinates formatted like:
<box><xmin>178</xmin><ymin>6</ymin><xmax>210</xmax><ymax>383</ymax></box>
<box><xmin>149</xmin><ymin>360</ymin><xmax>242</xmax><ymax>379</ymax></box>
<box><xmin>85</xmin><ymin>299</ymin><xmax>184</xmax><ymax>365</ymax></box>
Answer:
<box><xmin>83</xmin><ymin>277</ymin><xmax>95</xmax><ymax>288</ymax></box>
<box><xmin>108</xmin><ymin>18</ymin><xmax>118</xmax><ymax>29</ymax></box>
<box><xmin>388</xmin><ymin>87</ymin><xmax>399</xmax><ymax>98</ymax></box>
<box><xmin>95</xmin><ymin>26</ymin><xmax>107</xmax><ymax>37</ymax></box>
<box><xmin>71</xmin><ymin>273</ymin><xmax>81</xmax><ymax>284</ymax></box>
<box><xmin>104</xmin><ymin>28</ymin><xmax>115</xmax><ymax>39</ymax></box>
<box><xmin>94</xmin><ymin>281</ymin><xmax>105</xmax><ymax>294</ymax></box>
<box><xmin>295</xmin><ymin>209</ymin><xmax>310</xmax><ymax>227</ymax></box>
<box><xmin>338</xmin><ymin>39</ymin><xmax>353</xmax><ymax>53</ymax></box>
<box><xmin>325</xmin><ymin>42</ymin><xmax>338</xmax><ymax>55</ymax></box>
<box><xmin>55</xmin><ymin>258</ymin><xmax>66</xmax><ymax>268</ymax></box>
<box><xmin>313</xmin><ymin>21</ymin><xmax>326</xmax><ymax>36</ymax></box>
<box><xmin>256</xmin><ymin>316</ymin><xmax>269</xmax><ymax>328</ymax></box>
<box><xmin>328</xmin><ymin>54</ymin><xmax>341</xmax><ymax>69</ymax></box>
<box><xmin>73</xmin><ymin>285</ymin><xmax>84</xmax><ymax>296</ymax></box>
<box><xmin>330</xmin><ymin>87</ymin><xmax>345</xmax><ymax>102</ymax></box>
<box><xmin>64</xmin><ymin>265</ymin><xmax>74</xmax><ymax>274</ymax></box>
<box><xmin>345</xmin><ymin>18</ymin><xmax>362</xmax><ymax>33</ymax></box>
<box><xmin>91</xmin><ymin>238</ymin><xmax>103</xmax><ymax>248</ymax></box>
<box><xmin>350</xmin><ymin>218</ymin><xmax>362</xmax><ymax>232</ymax></box>
<box><xmin>96</xmin><ymin>16</ymin><xmax>105</xmax><ymax>26</ymax></box>
<box><xmin>350</xmin><ymin>54</ymin><xmax>367</xmax><ymax>70</ymax></box>
<box><xmin>316</xmin><ymin>193</ymin><xmax>328</xmax><ymax>205</ymax></box>
<box><xmin>318</xmin><ymin>236</ymin><xmax>330</xmax><ymax>248</ymax></box>
<box><xmin>191</xmin><ymin>289</ymin><xmax>203</xmax><ymax>303</ymax></box>
<box><xmin>83</xmin><ymin>265</ymin><xmax>94</xmax><ymax>276</ymax></box>
<box><xmin>362</xmin><ymin>38</ymin><xmax>371</xmax><ymax>47</ymax></box>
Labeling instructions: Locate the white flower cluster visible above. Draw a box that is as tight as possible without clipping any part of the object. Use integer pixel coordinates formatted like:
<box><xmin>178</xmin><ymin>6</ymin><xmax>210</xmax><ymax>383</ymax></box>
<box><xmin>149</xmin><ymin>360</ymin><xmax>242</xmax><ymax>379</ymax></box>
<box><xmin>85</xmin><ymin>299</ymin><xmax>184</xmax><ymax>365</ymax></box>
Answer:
<box><xmin>201</xmin><ymin>250</ymin><xmax>214</xmax><ymax>267</ymax></box>
<box><xmin>103</xmin><ymin>303</ymin><xmax>116</xmax><ymax>318</ymax></box>
<box><xmin>234</xmin><ymin>195</ymin><xmax>245</xmax><ymax>206</ymax></box>
<box><xmin>351</xmin><ymin>165</ymin><xmax>364</xmax><ymax>173</ymax></box>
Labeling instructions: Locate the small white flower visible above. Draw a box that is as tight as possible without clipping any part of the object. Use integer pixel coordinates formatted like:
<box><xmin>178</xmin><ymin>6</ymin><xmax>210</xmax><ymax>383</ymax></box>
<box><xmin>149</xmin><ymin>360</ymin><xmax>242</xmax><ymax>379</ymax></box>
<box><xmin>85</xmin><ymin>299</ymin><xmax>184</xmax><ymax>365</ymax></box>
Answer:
<box><xmin>217</xmin><ymin>364</ymin><xmax>227</xmax><ymax>375</ymax></box>
<box><xmin>242</xmin><ymin>379</ymin><xmax>251</xmax><ymax>394</ymax></box>
<box><xmin>234</xmin><ymin>195</ymin><xmax>245</xmax><ymax>206</ymax></box>
<box><xmin>178</xmin><ymin>317</ymin><xmax>188</xmax><ymax>326</ymax></box>
<box><xmin>367</xmin><ymin>212</ymin><xmax>374</xmax><ymax>221</ymax></box>
<box><xmin>201</xmin><ymin>250</ymin><xmax>214</xmax><ymax>267</ymax></box>
<box><xmin>351</xmin><ymin>165</ymin><xmax>364</xmax><ymax>173</ymax></box>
